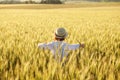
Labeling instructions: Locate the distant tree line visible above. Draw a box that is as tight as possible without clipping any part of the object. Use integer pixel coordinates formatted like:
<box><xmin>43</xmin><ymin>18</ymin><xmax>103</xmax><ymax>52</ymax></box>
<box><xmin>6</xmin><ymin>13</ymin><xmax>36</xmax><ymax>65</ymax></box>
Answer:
<box><xmin>40</xmin><ymin>0</ymin><xmax>63</xmax><ymax>4</ymax></box>
<box><xmin>0</xmin><ymin>0</ymin><xmax>120</xmax><ymax>4</ymax></box>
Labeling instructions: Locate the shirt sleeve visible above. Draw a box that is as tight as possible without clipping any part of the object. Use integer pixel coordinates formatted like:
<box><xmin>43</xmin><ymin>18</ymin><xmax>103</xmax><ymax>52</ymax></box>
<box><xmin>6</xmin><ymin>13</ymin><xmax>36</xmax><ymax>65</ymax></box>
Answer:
<box><xmin>67</xmin><ymin>44</ymin><xmax>80</xmax><ymax>50</ymax></box>
<box><xmin>38</xmin><ymin>42</ymin><xmax>53</xmax><ymax>50</ymax></box>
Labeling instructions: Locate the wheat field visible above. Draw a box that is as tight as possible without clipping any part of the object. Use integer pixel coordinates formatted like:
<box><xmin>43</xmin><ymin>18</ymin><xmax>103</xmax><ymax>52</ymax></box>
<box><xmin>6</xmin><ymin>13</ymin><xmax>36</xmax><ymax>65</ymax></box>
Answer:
<box><xmin>0</xmin><ymin>4</ymin><xmax>120</xmax><ymax>80</ymax></box>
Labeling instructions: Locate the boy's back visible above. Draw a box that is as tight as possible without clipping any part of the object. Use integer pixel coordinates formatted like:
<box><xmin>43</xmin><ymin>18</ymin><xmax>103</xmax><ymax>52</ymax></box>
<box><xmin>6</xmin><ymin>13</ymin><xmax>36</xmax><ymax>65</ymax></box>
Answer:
<box><xmin>38</xmin><ymin>41</ymin><xmax>80</xmax><ymax>61</ymax></box>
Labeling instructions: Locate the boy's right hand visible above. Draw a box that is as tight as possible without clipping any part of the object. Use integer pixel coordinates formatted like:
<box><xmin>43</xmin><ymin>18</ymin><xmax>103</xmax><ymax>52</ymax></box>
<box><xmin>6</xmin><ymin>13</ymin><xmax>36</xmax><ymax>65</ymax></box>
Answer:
<box><xmin>80</xmin><ymin>43</ymin><xmax>85</xmax><ymax>48</ymax></box>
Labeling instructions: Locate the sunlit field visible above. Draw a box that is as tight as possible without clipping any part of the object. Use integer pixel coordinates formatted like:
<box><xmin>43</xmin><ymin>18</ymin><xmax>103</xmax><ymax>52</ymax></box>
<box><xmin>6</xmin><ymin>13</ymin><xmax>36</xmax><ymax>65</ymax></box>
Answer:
<box><xmin>0</xmin><ymin>4</ymin><xmax>120</xmax><ymax>80</ymax></box>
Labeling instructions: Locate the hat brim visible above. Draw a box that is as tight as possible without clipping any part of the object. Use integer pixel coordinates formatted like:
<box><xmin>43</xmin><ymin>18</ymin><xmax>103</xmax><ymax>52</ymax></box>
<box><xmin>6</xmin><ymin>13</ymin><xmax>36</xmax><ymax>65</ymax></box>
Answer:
<box><xmin>55</xmin><ymin>33</ymin><xmax>68</xmax><ymax>39</ymax></box>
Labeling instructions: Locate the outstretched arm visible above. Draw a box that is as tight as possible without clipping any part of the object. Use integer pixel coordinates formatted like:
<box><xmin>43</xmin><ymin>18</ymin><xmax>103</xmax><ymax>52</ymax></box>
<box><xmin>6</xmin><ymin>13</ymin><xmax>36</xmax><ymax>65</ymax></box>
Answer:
<box><xmin>67</xmin><ymin>43</ymin><xmax>85</xmax><ymax>50</ymax></box>
<box><xmin>38</xmin><ymin>42</ymin><xmax>53</xmax><ymax>50</ymax></box>
<box><xmin>38</xmin><ymin>43</ymin><xmax>47</xmax><ymax>49</ymax></box>
<box><xmin>67</xmin><ymin>44</ymin><xmax>80</xmax><ymax>50</ymax></box>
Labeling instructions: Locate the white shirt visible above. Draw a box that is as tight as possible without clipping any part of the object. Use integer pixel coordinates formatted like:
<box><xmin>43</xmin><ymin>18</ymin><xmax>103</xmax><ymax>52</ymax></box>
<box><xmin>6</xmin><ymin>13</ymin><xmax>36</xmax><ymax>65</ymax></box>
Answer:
<box><xmin>38</xmin><ymin>41</ymin><xmax>80</xmax><ymax>61</ymax></box>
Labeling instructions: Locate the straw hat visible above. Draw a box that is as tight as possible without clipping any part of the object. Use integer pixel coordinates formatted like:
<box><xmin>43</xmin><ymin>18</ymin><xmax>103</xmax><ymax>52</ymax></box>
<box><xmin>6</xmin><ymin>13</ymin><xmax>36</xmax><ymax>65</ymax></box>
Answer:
<box><xmin>55</xmin><ymin>27</ymin><xmax>68</xmax><ymax>39</ymax></box>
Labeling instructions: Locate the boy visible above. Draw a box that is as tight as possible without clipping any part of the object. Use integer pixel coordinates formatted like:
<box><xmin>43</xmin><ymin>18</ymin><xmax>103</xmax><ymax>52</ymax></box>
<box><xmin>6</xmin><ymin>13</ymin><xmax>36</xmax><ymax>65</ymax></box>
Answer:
<box><xmin>38</xmin><ymin>27</ymin><xmax>85</xmax><ymax>61</ymax></box>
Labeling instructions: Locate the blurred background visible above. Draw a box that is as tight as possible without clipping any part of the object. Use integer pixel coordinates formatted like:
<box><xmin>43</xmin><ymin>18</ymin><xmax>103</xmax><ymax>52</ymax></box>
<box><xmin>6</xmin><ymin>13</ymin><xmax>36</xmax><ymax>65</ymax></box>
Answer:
<box><xmin>0</xmin><ymin>0</ymin><xmax>120</xmax><ymax>4</ymax></box>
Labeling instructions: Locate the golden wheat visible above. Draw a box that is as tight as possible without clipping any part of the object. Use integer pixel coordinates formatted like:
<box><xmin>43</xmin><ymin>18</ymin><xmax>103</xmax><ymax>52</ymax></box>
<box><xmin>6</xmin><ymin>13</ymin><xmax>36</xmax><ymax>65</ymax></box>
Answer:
<box><xmin>0</xmin><ymin>6</ymin><xmax>120</xmax><ymax>80</ymax></box>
